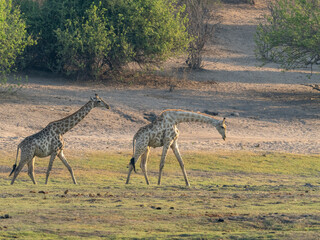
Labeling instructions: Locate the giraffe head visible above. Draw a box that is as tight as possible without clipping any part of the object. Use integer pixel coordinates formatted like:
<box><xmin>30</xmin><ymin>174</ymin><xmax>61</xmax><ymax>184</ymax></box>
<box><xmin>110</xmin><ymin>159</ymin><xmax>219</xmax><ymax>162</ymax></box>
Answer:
<box><xmin>91</xmin><ymin>94</ymin><xmax>110</xmax><ymax>109</ymax></box>
<box><xmin>215</xmin><ymin>117</ymin><xmax>227</xmax><ymax>141</ymax></box>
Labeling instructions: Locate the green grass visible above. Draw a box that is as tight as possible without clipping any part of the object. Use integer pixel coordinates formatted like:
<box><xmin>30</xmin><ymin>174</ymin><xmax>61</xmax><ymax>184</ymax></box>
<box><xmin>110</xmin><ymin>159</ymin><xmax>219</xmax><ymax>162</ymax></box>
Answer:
<box><xmin>0</xmin><ymin>151</ymin><xmax>319</xmax><ymax>239</ymax></box>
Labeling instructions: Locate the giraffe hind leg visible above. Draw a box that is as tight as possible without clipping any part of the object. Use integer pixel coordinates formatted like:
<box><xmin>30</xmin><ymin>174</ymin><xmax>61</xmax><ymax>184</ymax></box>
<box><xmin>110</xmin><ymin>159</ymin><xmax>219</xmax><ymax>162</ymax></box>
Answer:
<box><xmin>158</xmin><ymin>143</ymin><xmax>171</xmax><ymax>185</ymax></box>
<box><xmin>45</xmin><ymin>153</ymin><xmax>57</xmax><ymax>184</ymax></box>
<box><xmin>27</xmin><ymin>157</ymin><xmax>37</xmax><ymax>184</ymax></box>
<box><xmin>11</xmin><ymin>152</ymin><xmax>32</xmax><ymax>185</ymax></box>
<box><xmin>126</xmin><ymin>164</ymin><xmax>134</xmax><ymax>184</ymax></box>
<box><xmin>126</xmin><ymin>143</ymin><xmax>148</xmax><ymax>184</ymax></box>
<box><xmin>140</xmin><ymin>147</ymin><xmax>150</xmax><ymax>185</ymax></box>
<box><xmin>171</xmin><ymin>141</ymin><xmax>190</xmax><ymax>187</ymax></box>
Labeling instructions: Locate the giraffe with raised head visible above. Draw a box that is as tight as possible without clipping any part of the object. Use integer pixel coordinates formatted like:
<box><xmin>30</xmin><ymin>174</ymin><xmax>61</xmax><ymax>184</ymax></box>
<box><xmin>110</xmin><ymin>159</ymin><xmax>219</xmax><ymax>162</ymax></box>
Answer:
<box><xmin>126</xmin><ymin>109</ymin><xmax>227</xmax><ymax>186</ymax></box>
<box><xmin>9</xmin><ymin>94</ymin><xmax>110</xmax><ymax>185</ymax></box>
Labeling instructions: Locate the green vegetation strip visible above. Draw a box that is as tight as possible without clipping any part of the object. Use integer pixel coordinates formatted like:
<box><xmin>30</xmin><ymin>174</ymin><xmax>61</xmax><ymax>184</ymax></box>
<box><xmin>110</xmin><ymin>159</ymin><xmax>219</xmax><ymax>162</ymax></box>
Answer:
<box><xmin>0</xmin><ymin>151</ymin><xmax>319</xmax><ymax>239</ymax></box>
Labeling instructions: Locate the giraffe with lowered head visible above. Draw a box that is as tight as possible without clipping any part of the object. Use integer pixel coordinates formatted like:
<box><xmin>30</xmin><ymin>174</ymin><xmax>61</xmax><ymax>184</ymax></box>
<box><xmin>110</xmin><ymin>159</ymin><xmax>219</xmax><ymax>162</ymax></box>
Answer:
<box><xmin>126</xmin><ymin>109</ymin><xmax>227</xmax><ymax>186</ymax></box>
<box><xmin>9</xmin><ymin>94</ymin><xmax>110</xmax><ymax>185</ymax></box>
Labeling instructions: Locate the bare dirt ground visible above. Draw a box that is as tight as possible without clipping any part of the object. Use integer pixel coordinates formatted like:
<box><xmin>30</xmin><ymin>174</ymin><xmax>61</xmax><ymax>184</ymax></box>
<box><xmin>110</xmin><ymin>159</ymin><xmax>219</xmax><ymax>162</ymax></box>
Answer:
<box><xmin>0</xmin><ymin>0</ymin><xmax>319</xmax><ymax>155</ymax></box>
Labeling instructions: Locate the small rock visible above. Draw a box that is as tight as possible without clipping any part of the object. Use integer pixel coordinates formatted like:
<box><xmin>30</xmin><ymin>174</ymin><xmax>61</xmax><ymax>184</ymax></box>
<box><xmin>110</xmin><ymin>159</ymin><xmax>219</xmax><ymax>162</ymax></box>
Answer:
<box><xmin>217</xmin><ymin>218</ymin><xmax>224</xmax><ymax>222</ymax></box>
<box><xmin>151</xmin><ymin>206</ymin><xmax>162</xmax><ymax>210</ymax></box>
<box><xmin>249</xmin><ymin>116</ymin><xmax>259</xmax><ymax>120</ymax></box>
<box><xmin>38</xmin><ymin>191</ymin><xmax>47</xmax><ymax>194</ymax></box>
<box><xmin>64</xmin><ymin>190</ymin><xmax>69</xmax><ymax>195</ymax></box>
<box><xmin>232</xmin><ymin>194</ymin><xmax>240</xmax><ymax>199</ymax></box>
<box><xmin>3</xmin><ymin>214</ymin><xmax>10</xmax><ymax>219</ymax></box>
<box><xmin>230</xmin><ymin>112</ymin><xmax>239</xmax><ymax>117</ymax></box>
<box><xmin>204</xmin><ymin>110</ymin><xmax>219</xmax><ymax>116</ymax></box>
<box><xmin>170</xmin><ymin>207</ymin><xmax>175</xmax><ymax>210</ymax></box>
<box><xmin>304</xmin><ymin>183</ymin><xmax>314</xmax><ymax>187</ymax></box>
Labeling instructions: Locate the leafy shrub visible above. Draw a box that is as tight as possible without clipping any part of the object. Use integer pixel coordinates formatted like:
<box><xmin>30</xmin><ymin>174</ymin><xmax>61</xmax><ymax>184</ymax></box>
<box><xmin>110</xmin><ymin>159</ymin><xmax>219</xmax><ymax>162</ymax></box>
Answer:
<box><xmin>16</xmin><ymin>0</ymin><xmax>91</xmax><ymax>71</ymax></box>
<box><xmin>0</xmin><ymin>0</ymin><xmax>34</xmax><ymax>78</ymax></box>
<box><xmin>16</xmin><ymin>0</ymin><xmax>190</xmax><ymax>78</ymax></box>
<box><xmin>55</xmin><ymin>4</ymin><xmax>114</xmax><ymax>78</ymax></box>
<box><xmin>183</xmin><ymin>0</ymin><xmax>217</xmax><ymax>69</ymax></box>
<box><xmin>255</xmin><ymin>0</ymin><xmax>320</xmax><ymax>71</ymax></box>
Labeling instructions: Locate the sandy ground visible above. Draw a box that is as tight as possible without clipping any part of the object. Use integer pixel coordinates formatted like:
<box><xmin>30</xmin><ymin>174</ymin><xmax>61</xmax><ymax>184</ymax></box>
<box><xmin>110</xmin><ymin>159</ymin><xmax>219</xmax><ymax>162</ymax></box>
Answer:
<box><xmin>0</xmin><ymin>1</ymin><xmax>319</xmax><ymax>156</ymax></box>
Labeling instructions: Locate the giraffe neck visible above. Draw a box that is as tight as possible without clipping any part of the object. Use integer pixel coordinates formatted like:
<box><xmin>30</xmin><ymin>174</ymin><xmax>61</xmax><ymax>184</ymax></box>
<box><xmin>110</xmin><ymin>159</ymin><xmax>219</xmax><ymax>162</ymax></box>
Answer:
<box><xmin>163</xmin><ymin>110</ymin><xmax>219</xmax><ymax>125</ymax></box>
<box><xmin>49</xmin><ymin>101</ymin><xmax>94</xmax><ymax>135</ymax></box>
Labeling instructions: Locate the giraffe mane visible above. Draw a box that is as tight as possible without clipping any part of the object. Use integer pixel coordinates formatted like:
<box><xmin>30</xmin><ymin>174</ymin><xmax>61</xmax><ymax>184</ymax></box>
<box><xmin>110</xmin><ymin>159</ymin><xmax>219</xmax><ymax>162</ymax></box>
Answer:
<box><xmin>159</xmin><ymin>109</ymin><xmax>220</xmax><ymax>120</ymax></box>
<box><xmin>46</xmin><ymin>101</ymin><xmax>92</xmax><ymax>126</ymax></box>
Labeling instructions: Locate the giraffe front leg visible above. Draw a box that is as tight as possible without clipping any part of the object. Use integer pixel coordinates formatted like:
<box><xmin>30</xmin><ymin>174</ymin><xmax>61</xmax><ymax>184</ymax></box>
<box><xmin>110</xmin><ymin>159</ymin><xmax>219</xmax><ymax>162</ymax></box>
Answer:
<box><xmin>171</xmin><ymin>141</ymin><xmax>190</xmax><ymax>187</ymax></box>
<box><xmin>45</xmin><ymin>153</ymin><xmax>57</xmax><ymax>184</ymax></box>
<box><xmin>158</xmin><ymin>143</ymin><xmax>171</xmax><ymax>185</ymax></box>
<box><xmin>27</xmin><ymin>157</ymin><xmax>37</xmax><ymax>184</ymax></box>
<box><xmin>58</xmin><ymin>150</ymin><xmax>77</xmax><ymax>184</ymax></box>
<box><xmin>140</xmin><ymin>147</ymin><xmax>150</xmax><ymax>185</ymax></box>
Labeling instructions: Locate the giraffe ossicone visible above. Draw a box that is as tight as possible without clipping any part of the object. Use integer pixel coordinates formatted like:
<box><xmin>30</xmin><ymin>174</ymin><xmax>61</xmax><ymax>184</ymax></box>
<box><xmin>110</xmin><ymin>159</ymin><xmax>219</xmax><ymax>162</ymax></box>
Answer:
<box><xmin>126</xmin><ymin>109</ymin><xmax>227</xmax><ymax>186</ymax></box>
<box><xmin>10</xmin><ymin>94</ymin><xmax>110</xmax><ymax>185</ymax></box>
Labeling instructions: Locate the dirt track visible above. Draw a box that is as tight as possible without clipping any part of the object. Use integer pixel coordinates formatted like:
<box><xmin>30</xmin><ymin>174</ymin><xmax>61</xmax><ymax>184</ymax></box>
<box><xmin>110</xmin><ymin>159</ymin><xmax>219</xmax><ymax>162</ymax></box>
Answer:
<box><xmin>0</xmin><ymin>1</ymin><xmax>319</xmax><ymax>155</ymax></box>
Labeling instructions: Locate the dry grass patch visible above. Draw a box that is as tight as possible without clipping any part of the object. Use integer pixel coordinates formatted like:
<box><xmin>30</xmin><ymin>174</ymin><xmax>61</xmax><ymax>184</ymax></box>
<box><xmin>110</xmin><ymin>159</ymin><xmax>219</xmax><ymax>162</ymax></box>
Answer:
<box><xmin>100</xmin><ymin>70</ymin><xmax>217</xmax><ymax>89</ymax></box>
<box><xmin>0</xmin><ymin>151</ymin><xmax>319</xmax><ymax>239</ymax></box>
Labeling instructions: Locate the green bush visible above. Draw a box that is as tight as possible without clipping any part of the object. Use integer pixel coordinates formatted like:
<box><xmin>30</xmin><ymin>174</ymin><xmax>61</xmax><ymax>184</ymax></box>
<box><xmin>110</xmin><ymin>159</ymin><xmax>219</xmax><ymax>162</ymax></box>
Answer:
<box><xmin>16</xmin><ymin>0</ymin><xmax>91</xmax><ymax>71</ymax></box>
<box><xmin>16</xmin><ymin>0</ymin><xmax>190</xmax><ymax>78</ymax></box>
<box><xmin>0</xmin><ymin>0</ymin><xmax>34</xmax><ymax>78</ymax></box>
<box><xmin>55</xmin><ymin>4</ymin><xmax>114</xmax><ymax>78</ymax></box>
<box><xmin>255</xmin><ymin>0</ymin><xmax>320</xmax><ymax>71</ymax></box>
<box><xmin>103</xmin><ymin>0</ymin><xmax>189</xmax><ymax>64</ymax></box>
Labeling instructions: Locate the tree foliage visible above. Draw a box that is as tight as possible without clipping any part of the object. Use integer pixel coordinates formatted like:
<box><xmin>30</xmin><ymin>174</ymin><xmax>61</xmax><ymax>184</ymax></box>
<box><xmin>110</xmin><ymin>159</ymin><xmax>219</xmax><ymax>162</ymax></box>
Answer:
<box><xmin>55</xmin><ymin>4</ymin><xmax>114</xmax><ymax>78</ymax></box>
<box><xmin>255</xmin><ymin>0</ymin><xmax>320</xmax><ymax>71</ymax></box>
<box><xmin>0</xmin><ymin>0</ymin><xmax>34</xmax><ymax>78</ymax></box>
<box><xmin>16</xmin><ymin>0</ymin><xmax>190</xmax><ymax>78</ymax></box>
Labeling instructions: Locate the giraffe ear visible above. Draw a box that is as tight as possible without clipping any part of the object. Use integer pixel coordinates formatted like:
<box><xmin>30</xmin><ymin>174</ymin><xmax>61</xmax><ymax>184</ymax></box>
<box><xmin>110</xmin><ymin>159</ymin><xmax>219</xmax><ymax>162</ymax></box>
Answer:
<box><xmin>90</xmin><ymin>97</ymin><xmax>94</xmax><ymax>101</ymax></box>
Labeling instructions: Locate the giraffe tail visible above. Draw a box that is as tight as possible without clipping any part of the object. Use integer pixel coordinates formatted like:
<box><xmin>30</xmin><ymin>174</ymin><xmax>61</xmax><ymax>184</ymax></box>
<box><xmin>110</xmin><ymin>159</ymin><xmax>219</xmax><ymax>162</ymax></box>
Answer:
<box><xmin>130</xmin><ymin>134</ymin><xmax>137</xmax><ymax>173</ymax></box>
<box><xmin>130</xmin><ymin>157</ymin><xmax>136</xmax><ymax>173</ymax></box>
<box><xmin>9</xmin><ymin>144</ymin><xmax>20</xmax><ymax>176</ymax></box>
